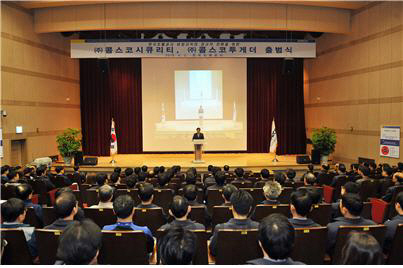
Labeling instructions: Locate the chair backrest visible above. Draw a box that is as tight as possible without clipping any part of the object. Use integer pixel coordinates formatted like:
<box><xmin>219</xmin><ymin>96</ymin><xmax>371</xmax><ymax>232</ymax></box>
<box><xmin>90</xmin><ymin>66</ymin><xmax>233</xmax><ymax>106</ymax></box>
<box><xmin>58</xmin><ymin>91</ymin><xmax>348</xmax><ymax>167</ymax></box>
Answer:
<box><xmin>0</xmin><ymin>228</ymin><xmax>33</xmax><ymax>264</ymax></box>
<box><xmin>133</xmin><ymin>207</ymin><xmax>165</xmax><ymax>234</ymax></box>
<box><xmin>317</xmin><ymin>173</ymin><xmax>333</xmax><ymax>186</ymax></box>
<box><xmin>31</xmin><ymin>194</ymin><xmax>39</xmax><ymax>204</ymax></box>
<box><xmin>79</xmin><ymin>183</ymin><xmax>92</xmax><ymax>191</ymax></box>
<box><xmin>156</xmin><ymin>229</ymin><xmax>208</xmax><ymax>264</ymax></box>
<box><xmin>308</xmin><ymin>203</ymin><xmax>332</xmax><ymax>226</ymax></box>
<box><xmin>72</xmin><ymin>190</ymin><xmax>83</xmax><ymax>208</ymax></box>
<box><xmin>370</xmin><ymin>198</ymin><xmax>389</xmax><ymax>224</ymax></box>
<box><xmin>48</xmin><ymin>188</ymin><xmax>59</xmax><ymax>206</ymax></box>
<box><xmin>188</xmin><ymin>206</ymin><xmax>206</xmax><ymax>226</ymax></box>
<box><xmin>231</xmin><ymin>180</ymin><xmax>253</xmax><ymax>189</ymax></box>
<box><xmin>387</xmin><ymin>224</ymin><xmax>403</xmax><ymax>264</ymax></box>
<box><xmin>98</xmin><ymin>231</ymin><xmax>149</xmax><ymax>264</ymax></box>
<box><xmin>215</xmin><ymin>229</ymin><xmax>263</xmax><ymax>264</ymax></box>
<box><xmin>153</xmin><ymin>189</ymin><xmax>174</xmax><ymax>214</ymax></box>
<box><xmin>83</xmin><ymin>208</ymin><xmax>117</xmax><ymax>228</ymax></box>
<box><xmin>332</xmin><ymin>175</ymin><xmax>347</xmax><ymax>201</ymax></box>
<box><xmin>1</xmin><ymin>184</ymin><xmax>17</xmax><ymax>200</ymax></box>
<box><xmin>359</xmin><ymin>180</ymin><xmax>379</xmax><ymax>202</ymax></box>
<box><xmin>323</xmin><ymin>185</ymin><xmax>334</xmax><ymax>203</ymax></box>
<box><xmin>212</xmin><ymin>206</ymin><xmax>233</xmax><ymax>228</ymax></box>
<box><xmin>85</xmin><ymin>189</ymin><xmax>99</xmax><ymax>207</ymax></box>
<box><xmin>243</xmin><ymin>188</ymin><xmax>264</xmax><ymax>206</ymax></box>
<box><xmin>361</xmin><ymin>201</ymin><xmax>372</xmax><ymax>220</ymax></box>
<box><xmin>332</xmin><ymin>225</ymin><xmax>386</xmax><ymax>264</ymax></box>
<box><xmin>114</xmin><ymin>189</ymin><xmax>140</xmax><ymax>205</ymax></box>
<box><xmin>291</xmin><ymin>227</ymin><xmax>327</xmax><ymax>264</ymax></box>
<box><xmin>43</xmin><ymin>207</ymin><xmax>58</xmax><ymax>226</ymax></box>
<box><xmin>251</xmin><ymin>204</ymin><xmax>290</xmax><ymax>222</ymax></box>
<box><xmin>24</xmin><ymin>207</ymin><xmax>43</xmax><ymax>228</ymax></box>
<box><xmin>207</xmin><ymin>189</ymin><xmax>225</xmax><ymax>213</ymax></box>
<box><xmin>178</xmin><ymin>187</ymin><xmax>204</xmax><ymax>204</ymax></box>
<box><xmin>277</xmin><ymin>187</ymin><xmax>294</xmax><ymax>203</ymax></box>
<box><xmin>35</xmin><ymin>229</ymin><xmax>61</xmax><ymax>264</ymax></box>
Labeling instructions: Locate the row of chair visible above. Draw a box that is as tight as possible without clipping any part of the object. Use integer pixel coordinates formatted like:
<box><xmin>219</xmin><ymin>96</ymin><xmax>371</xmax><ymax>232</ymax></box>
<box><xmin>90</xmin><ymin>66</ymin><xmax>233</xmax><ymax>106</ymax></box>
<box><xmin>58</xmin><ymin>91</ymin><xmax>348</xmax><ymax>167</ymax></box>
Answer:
<box><xmin>2</xmin><ymin>224</ymin><xmax>402</xmax><ymax>265</ymax></box>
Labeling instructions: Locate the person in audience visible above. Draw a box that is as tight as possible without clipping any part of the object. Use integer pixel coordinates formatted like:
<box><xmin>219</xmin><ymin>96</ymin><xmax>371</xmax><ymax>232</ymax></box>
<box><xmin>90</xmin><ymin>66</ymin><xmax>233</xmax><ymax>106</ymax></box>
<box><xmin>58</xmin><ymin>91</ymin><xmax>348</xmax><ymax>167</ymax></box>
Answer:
<box><xmin>124</xmin><ymin>168</ymin><xmax>134</xmax><ymax>177</ymax></box>
<box><xmin>44</xmin><ymin>192</ymin><xmax>78</xmax><ymax>230</ymax></box>
<box><xmin>55</xmin><ymin>166</ymin><xmax>72</xmax><ymax>186</ymax></box>
<box><xmin>136</xmin><ymin>171</ymin><xmax>147</xmax><ymax>185</ymax></box>
<box><xmin>133</xmin><ymin>167</ymin><xmax>140</xmax><ymax>175</ymax></box>
<box><xmin>141</xmin><ymin>165</ymin><xmax>148</xmax><ymax>173</ymax></box>
<box><xmin>15</xmin><ymin>184</ymin><xmax>43</xmax><ymax>222</ymax></box>
<box><xmin>6</xmin><ymin>170</ymin><xmax>19</xmax><ymax>184</ymax></box>
<box><xmin>300</xmin><ymin>164</ymin><xmax>315</xmax><ymax>181</ymax></box>
<box><xmin>204</xmin><ymin>166</ymin><xmax>220</xmax><ymax>186</ymax></box>
<box><xmin>157</xmin><ymin>172</ymin><xmax>173</xmax><ymax>192</ymax></box>
<box><xmin>125</xmin><ymin>175</ymin><xmax>137</xmax><ymax>189</ymax></box>
<box><xmin>382</xmin><ymin>172</ymin><xmax>403</xmax><ymax>202</ymax></box>
<box><xmin>223</xmin><ymin>165</ymin><xmax>231</xmax><ymax>176</ymax></box>
<box><xmin>183</xmin><ymin>184</ymin><xmax>211</xmax><ymax>225</ymax></box>
<box><xmin>152</xmin><ymin>166</ymin><xmax>160</xmax><ymax>177</ymax></box>
<box><xmin>207</xmin><ymin>170</ymin><xmax>226</xmax><ymax>190</ymax></box>
<box><xmin>326</xmin><ymin>193</ymin><xmax>376</xmax><ymax>254</ymax></box>
<box><xmin>90</xmin><ymin>173</ymin><xmax>107</xmax><ymax>189</ymax></box>
<box><xmin>261</xmin><ymin>181</ymin><xmax>282</xmax><ymax>205</ymax></box>
<box><xmin>159</xmin><ymin>196</ymin><xmax>205</xmax><ymax>230</ymax></box>
<box><xmin>113</xmin><ymin>167</ymin><xmax>121</xmax><ymax>174</ymax></box>
<box><xmin>300</xmin><ymin>173</ymin><xmax>322</xmax><ymax>204</ymax></box>
<box><xmin>23</xmin><ymin>167</ymin><xmax>34</xmax><ymax>180</ymax></box>
<box><xmin>285</xmin><ymin>169</ymin><xmax>296</xmax><ymax>182</ymax></box>
<box><xmin>55</xmin><ymin>219</ymin><xmax>102</xmax><ymax>265</ymax></box>
<box><xmin>340</xmin><ymin>232</ymin><xmax>383</xmax><ymax>264</ymax></box>
<box><xmin>209</xmin><ymin>190</ymin><xmax>259</xmax><ymax>256</ymax></box>
<box><xmin>383</xmin><ymin>192</ymin><xmax>403</xmax><ymax>253</ymax></box>
<box><xmin>369</xmin><ymin>162</ymin><xmax>378</xmax><ymax>177</ymax></box>
<box><xmin>356</xmin><ymin>166</ymin><xmax>371</xmax><ymax>185</ymax></box>
<box><xmin>330</xmin><ymin>164</ymin><xmax>347</xmax><ymax>187</ymax></box>
<box><xmin>289</xmin><ymin>188</ymin><xmax>320</xmax><ymax>228</ymax></box>
<box><xmin>382</xmin><ymin>166</ymin><xmax>394</xmax><ymax>179</ymax></box>
<box><xmin>35</xmin><ymin>165</ymin><xmax>56</xmax><ymax>190</ymax></box>
<box><xmin>258</xmin><ymin>168</ymin><xmax>270</xmax><ymax>182</ymax></box>
<box><xmin>182</xmin><ymin>171</ymin><xmax>198</xmax><ymax>187</ymax></box>
<box><xmin>232</xmin><ymin>167</ymin><xmax>252</xmax><ymax>185</ymax></box>
<box><xmin>221</xmin><ymin>184</ymin><xmax>238</xmax><ymax>206</ymax></box>
<box><xmin>247</xmin><ymin>213</ymin><xmax>304</xmax><ymax>265</ymax></box>
<box><xmin>136</xmin><ymin>182</ymin><xmax>161</xmax><ymax>209</ymax></box>
<box><xmin>55</xmin><ymin>187</ymin><xmax>85</xmax><ymax>221</ymax></box>
<box><xmin>158</xmin><ymin>226</ymin><xmax>197</xmax><ymax>265</ymax></box>
<box><xmin>1</xmin><ymin>165</ymin><xmax>10</xmax><ymax>183</ymax></box>
<box><xmin>103</xmin><ymin>194</ymin><xmax>154</xmax><ymax>253</ymax></box>
<box><xmin>331</xmin><ymin>182</ymin><xmax>360</xmax><ymax>219</ymax></box>
<box><xmin>274</xmin><ymin>172</ymin><xmax>286</xmax><ymax>185</ymax></box>
<box><xmin>1</xmin><ymin>198</ymin><xmax>38</xmax><ymax>258</ymax></box>
<box><xmin>90</xmin><ymin>184</ymin><xmax>114</xmax><ymax>209</ymax></box>
<box><xmin>303</xmin><ymin>172</ymin><xmax>317</xmax><ymax>186</ymax></box>
<box><xmin>109</xmin><ymin>172</ymin><xmax>121</xmax><ymax>186</ymax></box>
<box><xmin>397</xmin><ymin>162</ymin><xmax>403</xmax><ymax>172</ymax></box>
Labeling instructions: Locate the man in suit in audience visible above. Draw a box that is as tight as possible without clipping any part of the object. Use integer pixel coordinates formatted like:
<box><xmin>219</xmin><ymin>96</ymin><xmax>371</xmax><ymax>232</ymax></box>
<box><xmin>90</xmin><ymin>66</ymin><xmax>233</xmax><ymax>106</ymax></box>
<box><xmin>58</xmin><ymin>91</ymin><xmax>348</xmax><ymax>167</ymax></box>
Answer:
<box><xmin>300</xmin><ymin>173</ymin><xmax>322</xmax><ymax>204</ymax></box>
<box><xmin>356</xmin><ymin>166</ymin><xmax>371</xmax><ymax>186</ymax></box>
<box><xmin>136</xmin><ymin>182</ymin><xmax>168</xmax><ymax>221</ymax></box>
<box><xmin>204</xmin><ymin>166</ymin><xmax>221</xmax><ymax>187</ymax></box>
<box><xmin>15</xmin><ymin>184</ymin><xmax>43</xmax><ymax>223</ymax></box>
<box><xmin>330</xmin><ymin>163</ymin><xmax>347</xmax><ymax>187</ymax></box>
<box><xmin>348</xmin><ymin>163</ymin><xmax>361</xmax><ymax>182</ymax></box>
<box><xmin>159</xmin><ymin>196</ymin><xmax>205</xmax><ymax>230</ymax></box>
<box><xmin>260</xmin><ymin>181</ymin><xmax>282</xmax><ymax>205</ymax></box>
<box><xmin>55</xmin><ymin>166</ymin><xmax>72</xmax><ymax>186</ymax></box>
<box><xmin>103</xmin><ymin>194</ymin><xmax>154</xmax><ymax>253</ymax></box>
<box><xmin>35</xmin><ymin>165</ymin><xmax>55</xmax><ymax>191</ymax></box>
<box><xmin>383</xmin><ymin>192</ymin><xmax>403</xmax><ymax>253</ymax></box>
<box><xmin>209</xmin><ymin>190</ymin><xmax>259</xmax><ymax>257</ymax></box>
<box><xmin>274</xmin><ymin>172</ymin><xmax>286</xmax><ymax>186</ymax></box>
<box><xmin>285</xmin><ymin>169</ymin><xmax>296</xmax><ymax>182</ymax></box>
<box><xmin>125</xmin><ymin>174</ymin><xmax>137</xmax><ymax>189</ymax></box>
<box><xmin>90</xmin><ymin>173</ymin><xmax>108</xmax><ymax>189</ymax></box>
<box><xmin>90</xmin><ymin>184</ymin><xmax>114</xmax><ymax>209</ymax></box>
<box><xmin>331</xmin><ymin>182</ymin><xmax>360</xmax><ymax>219</ymax></box>
<box><xmin>289</xmin><ymin>188</ymin><xmax>321</xmax><ymax>228</ymax></box>
<box><xmin>382</xmin><ymin>172</ymin><xmax>403</xmax><ymax>202</ymax></box>
<box><xmin>44</xmin><ymin>192</ymin><xmax>78</xmax><ymax>230</ymax></box>
<box><xmin>232</xmin><ymin>167</ymin><xmax>252</xmax><ymax>186</ymax></box>
<box><xmin>207</xmin><ymin>171</ymin><xmax>227</xmax><ymax>191</ymax></box>
<box><xmin>1</xmin><ymin>198</ymin><xmax>38</xmax><ymax>258</ymax></box>
<box><xmin>247</xmin><ymin>213</ymin><xmax>305</xmax><ymax>265</ymax></box>
<box><xmin>254</xmin><ymin>169</ymin><xmax>270</xmax><ymax>187</ymax></box>
<box><xmin>326</xmin><ymin>193</ymin><xmax>376</xmax><ymax>254</ymax></box>
<box><xmin>183</xmin><ymin>184</ymin><xmax>211</xmax><ymax>225</ymax></box>
<box><xmin>220</xmin><ymin>184</ymin><xmax>238</xmax><ymax>206</ymax></box>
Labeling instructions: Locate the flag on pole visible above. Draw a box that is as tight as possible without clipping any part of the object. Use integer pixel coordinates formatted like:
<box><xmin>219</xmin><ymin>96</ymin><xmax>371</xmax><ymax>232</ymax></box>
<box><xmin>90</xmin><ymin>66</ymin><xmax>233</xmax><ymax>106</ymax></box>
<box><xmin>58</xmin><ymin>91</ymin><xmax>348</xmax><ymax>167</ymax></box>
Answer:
<box><xmin>110</xmin><ymin>118</ymin><xmax>118</xmax><ymax>155</ymax></box>
<box><xmin>269</xmin><ymin>118</ymin><xmax>277</xmax><ymax>153</ymax></box>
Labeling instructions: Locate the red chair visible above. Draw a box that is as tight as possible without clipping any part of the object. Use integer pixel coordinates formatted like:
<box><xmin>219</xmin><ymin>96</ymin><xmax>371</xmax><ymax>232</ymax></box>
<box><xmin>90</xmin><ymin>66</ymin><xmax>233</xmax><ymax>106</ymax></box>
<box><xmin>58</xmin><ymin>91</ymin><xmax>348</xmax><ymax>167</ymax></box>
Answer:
<box><xmin>70</xmin><ymin>184</ymin><xmax>78</xmax><ymax>191</ymax></box>
<box><xmin>31</xmin><ymin>194</ymin><xmax>39</xmax><ymax>205</ymax></box>
<box><xmin>48</xmin><ymin>188</ymin><xmax>59</xmax><ymax>205</ymax></box>
<box><xmin>323</xmin><ymin>185</ymin><xmax>334</xmax><ymax>204</ymax></box>
<box><xmin>370</xmin><ymin>198</ymin><xmax>389</xmax><ymax>224</ymax></box>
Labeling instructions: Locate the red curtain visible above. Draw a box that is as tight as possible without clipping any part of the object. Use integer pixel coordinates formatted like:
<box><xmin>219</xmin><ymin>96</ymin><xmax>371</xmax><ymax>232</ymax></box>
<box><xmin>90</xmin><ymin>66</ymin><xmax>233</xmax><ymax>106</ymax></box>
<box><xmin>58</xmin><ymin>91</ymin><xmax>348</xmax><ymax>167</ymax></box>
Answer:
<box><xmin>247</xmin><ymin>58</ymin><xmax>306</xmax><ymax>155</ymax></box>
<box><xmin>80</xmin><ymin>58</ymin><xmax>142</xmax><ymax>155</ymax></box>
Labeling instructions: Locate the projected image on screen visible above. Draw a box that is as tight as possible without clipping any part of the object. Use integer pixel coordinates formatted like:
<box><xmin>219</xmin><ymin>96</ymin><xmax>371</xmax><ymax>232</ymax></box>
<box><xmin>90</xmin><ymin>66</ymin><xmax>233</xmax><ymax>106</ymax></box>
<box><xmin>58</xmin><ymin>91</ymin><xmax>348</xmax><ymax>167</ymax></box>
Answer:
<box><xmin>175</xmin><ymin>70</ymin><xmax>223</xmax><ymax>120</ymax></box>
<box><xmin>142</xmin><ymin>58</ymin><xmax>247</xmax><ymax>151</ymax></box>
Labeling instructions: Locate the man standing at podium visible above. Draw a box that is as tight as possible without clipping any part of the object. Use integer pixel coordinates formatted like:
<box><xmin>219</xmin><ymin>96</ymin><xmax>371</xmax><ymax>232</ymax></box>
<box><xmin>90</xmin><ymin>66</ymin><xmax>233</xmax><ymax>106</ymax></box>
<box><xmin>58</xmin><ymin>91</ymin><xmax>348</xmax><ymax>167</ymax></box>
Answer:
<box><xmin>192</xmin><ymin>127</ymin><xmax>204</xmax><ymax>140</ymax></box>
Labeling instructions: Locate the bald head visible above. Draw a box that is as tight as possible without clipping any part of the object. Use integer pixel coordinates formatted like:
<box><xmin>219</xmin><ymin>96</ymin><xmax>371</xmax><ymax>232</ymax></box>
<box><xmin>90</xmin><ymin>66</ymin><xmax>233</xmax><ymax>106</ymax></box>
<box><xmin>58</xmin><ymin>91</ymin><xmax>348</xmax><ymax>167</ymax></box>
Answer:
<box><xmin>170</xmin><ymin>195</ymin><xmax>190</xmax><ymax>219</ymax></box>
<box><xmin>55</xmin><ymin>192</ymin><xmax>77</xmax><ymax>219</ymax></box>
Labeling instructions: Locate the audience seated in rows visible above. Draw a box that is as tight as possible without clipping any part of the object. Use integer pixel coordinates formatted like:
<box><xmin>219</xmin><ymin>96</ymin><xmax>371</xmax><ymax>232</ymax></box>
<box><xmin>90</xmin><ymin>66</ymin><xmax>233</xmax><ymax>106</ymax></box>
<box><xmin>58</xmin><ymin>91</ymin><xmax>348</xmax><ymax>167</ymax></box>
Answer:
<box><xmin>382</xmin><ymin>172</ymin><xmax>403</xmax><ymax>202</ymax></box>
<box><xmin>247</xmin><ymin>213</ymin><xmax>304</xmax><ymax>265</ymax></box>
<box><xmin>331</xmin><ymin>182</ymin><xmax>360</xmax><ymax>219</ymax></box>
<box><xmin>383</xmin><ymin>192</ymin><xmax>403</xmax><ymax>253</ymax></box>
<box><xmin>159</xmin><ymin>195</ymin><xmax>205</xmax><ymax>230</ymax></box>
<box><xmin>102</xmin><ymin>194</ymin><xmax>154</xmax><ymax>253</ymax></box>
<box><xmin>55</xmin><ymin>219</ymin><xmax>102</xmax><ymax>265</ymax></box>
<box><xmin>90</xmin><ymin>173</ymin><xmax>108</xmax><ymax>190</ymax></box>
<box><xmin>289</xmin><ymin>188</ymin><xmax>320</xmax><ymax>228</ymax></box>
<box><xmin>232</xmin><ymin>168</ymin><xmax>252</xmax><ymax>185</ymax></box>
<box><xmin>90</xmin><ymin>184</ymin><xmax>114</xmax><ymax>209</ymax></box>
<box><xmin>209</xmin><ymin>190</ymin><xmax>259</xmax><ymax>257</ymax></box>
<box><xmin>261</xmin><ymin>181</ymin><xmax>282</xmax><ymax>205</ymax></box>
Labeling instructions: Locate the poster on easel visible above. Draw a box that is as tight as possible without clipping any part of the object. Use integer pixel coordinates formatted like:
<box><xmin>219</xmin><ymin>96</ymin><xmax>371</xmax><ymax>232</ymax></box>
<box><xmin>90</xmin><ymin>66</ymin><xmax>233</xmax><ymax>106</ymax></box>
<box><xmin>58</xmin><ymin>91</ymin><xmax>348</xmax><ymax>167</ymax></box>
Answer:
<box><xmin>380</xmin><ymin>126</ymin><xmax>400</xmax><ymax>158</ymax></box>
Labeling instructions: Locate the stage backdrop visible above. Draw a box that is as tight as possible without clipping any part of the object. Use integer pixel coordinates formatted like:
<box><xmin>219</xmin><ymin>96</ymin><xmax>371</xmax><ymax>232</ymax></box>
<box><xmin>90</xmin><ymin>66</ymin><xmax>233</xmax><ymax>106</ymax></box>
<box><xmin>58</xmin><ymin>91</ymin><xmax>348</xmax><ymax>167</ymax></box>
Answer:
<box><xmin>80</xmin><ymin>58</ymin><xmax>305</xmax><ymax>155</ymax></box>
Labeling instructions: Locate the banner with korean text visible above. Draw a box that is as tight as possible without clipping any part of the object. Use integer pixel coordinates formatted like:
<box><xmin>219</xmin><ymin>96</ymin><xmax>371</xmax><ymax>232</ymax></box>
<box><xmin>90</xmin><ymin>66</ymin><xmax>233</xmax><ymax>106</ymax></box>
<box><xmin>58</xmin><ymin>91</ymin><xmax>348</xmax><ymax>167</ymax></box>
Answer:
<box><xmin>71</xmin><ymin>39</ymin><xmax>316</xmax><ymax>58</ymax></box>
<box><xmin>380</xmin><ymin>126</ymin><xmax>400</xmax><ymax>158</ymax></box>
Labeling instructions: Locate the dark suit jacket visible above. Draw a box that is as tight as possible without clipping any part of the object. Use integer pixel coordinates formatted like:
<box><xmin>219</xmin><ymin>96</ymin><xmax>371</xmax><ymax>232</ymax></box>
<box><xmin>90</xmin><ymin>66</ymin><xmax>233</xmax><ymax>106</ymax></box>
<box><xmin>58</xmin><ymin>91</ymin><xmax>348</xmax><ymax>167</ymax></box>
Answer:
<box><xmin>247</xmin><ymin>257</ymin><xmax>305</xmax><ymax>265</ymax></box>
<box><xmin>192</xmin><ymin>133</ymin><xmax>204</xmax><ymax>140</ymax></box>
<box><xmin>383</xmin><ymin>214</ymin><xmax>403</xmax><ymax>252</ymax></box>
<box><xmin>288</xmin><ymin>218</ymin><xmax>321</xmax><ymax>228</ymax></box>
<box><xmin>159</xmin><ymin>219</ymin><xmax>205</xmax><ymax>231</ymax></box>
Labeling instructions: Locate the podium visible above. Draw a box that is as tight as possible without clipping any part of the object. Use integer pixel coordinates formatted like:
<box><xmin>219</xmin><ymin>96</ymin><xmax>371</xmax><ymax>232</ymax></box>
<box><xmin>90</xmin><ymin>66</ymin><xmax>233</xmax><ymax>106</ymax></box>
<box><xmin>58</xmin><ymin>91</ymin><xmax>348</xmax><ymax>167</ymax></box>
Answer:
<box><xmin>192</xmin><ymin>140</ymin><xmax>205</xmax><ymax>163</ymax></box>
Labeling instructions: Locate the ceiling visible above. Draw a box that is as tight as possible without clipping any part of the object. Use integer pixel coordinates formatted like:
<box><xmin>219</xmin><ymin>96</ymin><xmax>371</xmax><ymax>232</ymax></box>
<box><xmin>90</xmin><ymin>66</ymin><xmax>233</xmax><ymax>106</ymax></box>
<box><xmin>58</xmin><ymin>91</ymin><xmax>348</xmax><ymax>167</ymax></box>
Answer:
<box><xmin>15</xmin><ymin>0</ymin><xmax>369</xmax><ymax>10</ymax></box>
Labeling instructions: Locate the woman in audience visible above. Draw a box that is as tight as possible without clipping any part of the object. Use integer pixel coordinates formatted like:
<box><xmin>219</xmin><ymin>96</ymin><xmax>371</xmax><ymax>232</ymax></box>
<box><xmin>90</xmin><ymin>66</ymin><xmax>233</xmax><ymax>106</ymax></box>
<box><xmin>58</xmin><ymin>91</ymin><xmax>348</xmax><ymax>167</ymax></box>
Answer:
<box><xmin>340</xmin><ymin>232</ymin><xmax>383</xmax><ymax>264</ymax></box>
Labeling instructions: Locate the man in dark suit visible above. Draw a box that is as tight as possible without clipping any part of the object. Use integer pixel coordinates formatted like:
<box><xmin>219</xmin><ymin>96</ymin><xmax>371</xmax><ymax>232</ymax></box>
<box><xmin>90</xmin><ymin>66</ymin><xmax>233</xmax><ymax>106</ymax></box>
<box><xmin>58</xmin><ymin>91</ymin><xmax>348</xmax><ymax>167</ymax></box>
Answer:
<box><xmin>192</xmin><ymin>127</ymin><xmax>204</xmax><ymax>140</ymax></box>
<box><xmin>326</xmin><ymin>193</ymin><xmax>376</xmax><ymax>254</ymax></box>
<box><xmin>44</xmin><ymin>192</ymin><xmax>78</xmax><ymax>230</ymax></box>
<box><xmin>247</xmin><ymin>214</ymin><xmax>305</xmax><ymax>265</ymax></box>
<box><xmin>15</xmin><ymin>184</ymin><xmax>43</xmax><ymax>224</ymax></box>
<box><xmin>288</xmin><ymin>188</ymin><xmax>321</xmax><ymax>228</ymax></box>
<box><xmin>209</xmin><ymin>190</ymin><xmax>259</xmax><ymax>257</ymax></box>
<box><xmin>383</xmin><ymin>192</ymin><xmax>403</xmax><ymax>253</ymax></box>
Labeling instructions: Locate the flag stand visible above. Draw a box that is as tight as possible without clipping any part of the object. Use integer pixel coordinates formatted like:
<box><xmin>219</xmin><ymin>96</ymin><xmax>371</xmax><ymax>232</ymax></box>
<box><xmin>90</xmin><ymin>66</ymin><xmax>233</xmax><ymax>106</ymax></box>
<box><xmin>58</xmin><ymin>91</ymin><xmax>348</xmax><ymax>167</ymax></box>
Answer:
<box><xmin>272</xmin><ymin>144</ymin><xmax>279</xmax><ymax>162</ymax></box>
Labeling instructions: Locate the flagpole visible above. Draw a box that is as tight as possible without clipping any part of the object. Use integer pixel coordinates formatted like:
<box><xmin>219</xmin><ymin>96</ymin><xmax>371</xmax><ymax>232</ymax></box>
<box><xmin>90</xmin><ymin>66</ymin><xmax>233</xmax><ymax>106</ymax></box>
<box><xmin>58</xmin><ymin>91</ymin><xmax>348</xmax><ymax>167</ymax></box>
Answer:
<box><xmin>110</xmin><ymin>118</ymin><xmax>117</xmax><ymax>164</ymax></box>
<box><xmin>272</xmin><ymin>144</ymin><xmax>279</xmax><ymax>162</ymax></box>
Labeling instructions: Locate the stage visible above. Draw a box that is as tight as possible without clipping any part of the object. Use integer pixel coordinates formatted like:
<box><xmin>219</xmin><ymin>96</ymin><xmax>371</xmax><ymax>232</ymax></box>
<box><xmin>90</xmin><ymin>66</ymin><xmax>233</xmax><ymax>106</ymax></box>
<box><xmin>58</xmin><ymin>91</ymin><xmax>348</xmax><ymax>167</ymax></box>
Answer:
<box><xmin>60</xmin><ymin>153</ymin><xmax>313</xmax><ymax>173</ymax></box>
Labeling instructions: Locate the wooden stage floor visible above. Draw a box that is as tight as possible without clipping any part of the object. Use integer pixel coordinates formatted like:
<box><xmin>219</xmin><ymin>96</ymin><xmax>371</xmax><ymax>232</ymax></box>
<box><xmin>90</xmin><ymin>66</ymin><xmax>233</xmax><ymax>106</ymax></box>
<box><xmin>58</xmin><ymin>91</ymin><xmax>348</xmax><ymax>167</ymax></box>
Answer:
<box><xmin>70</xmin><ymin>153</ymin><xmax>311</xmax><ymax>172</ymax></box>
